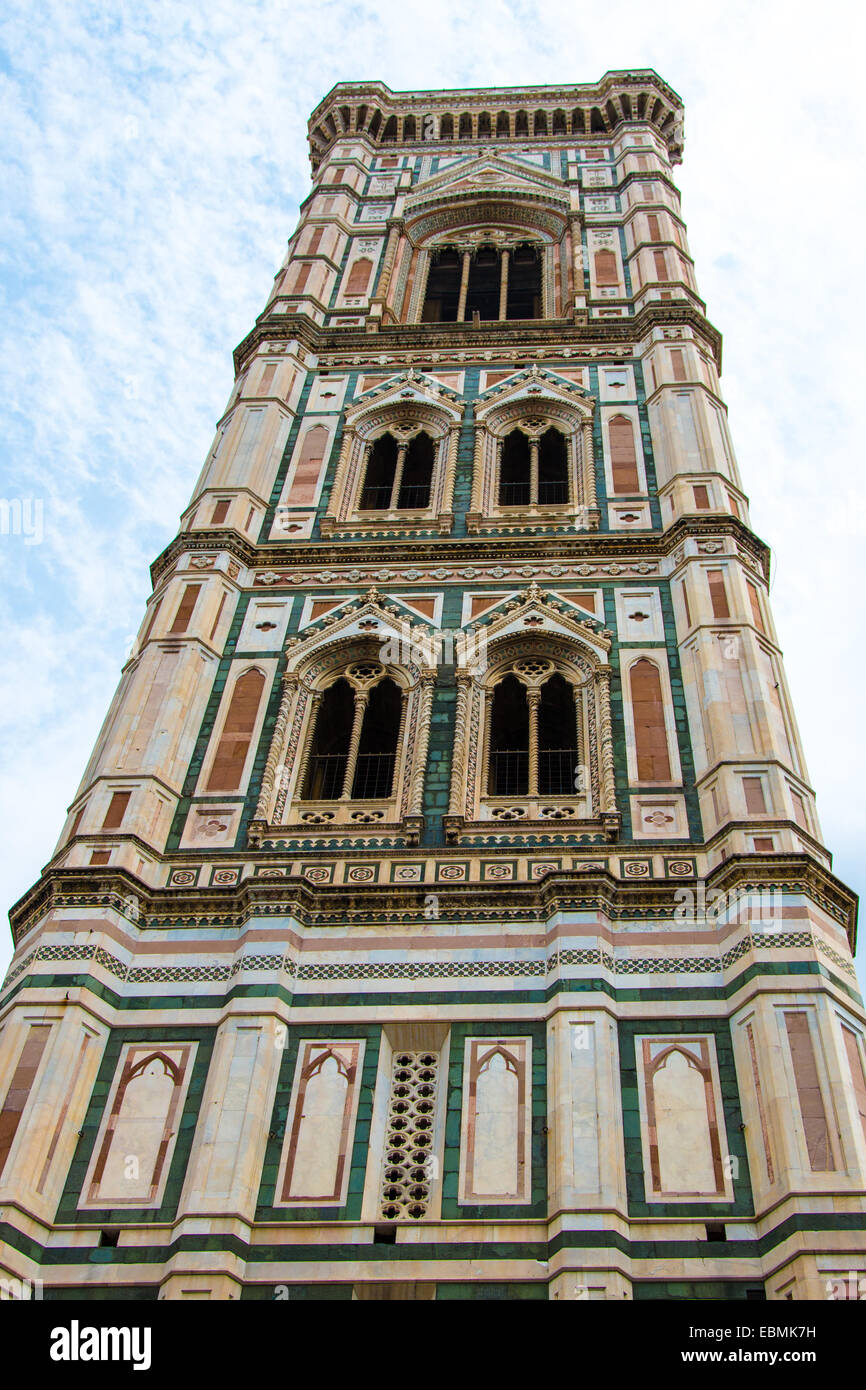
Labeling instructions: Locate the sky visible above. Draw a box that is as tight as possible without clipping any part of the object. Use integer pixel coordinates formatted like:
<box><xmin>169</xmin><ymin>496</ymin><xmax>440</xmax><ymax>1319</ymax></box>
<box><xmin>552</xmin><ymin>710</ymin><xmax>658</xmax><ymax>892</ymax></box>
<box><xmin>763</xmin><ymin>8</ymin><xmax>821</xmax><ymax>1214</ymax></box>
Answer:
<box><xmin>0</xmin><ymin>0</ymin><xmax>864</xmax><ymax>987</ymax></box>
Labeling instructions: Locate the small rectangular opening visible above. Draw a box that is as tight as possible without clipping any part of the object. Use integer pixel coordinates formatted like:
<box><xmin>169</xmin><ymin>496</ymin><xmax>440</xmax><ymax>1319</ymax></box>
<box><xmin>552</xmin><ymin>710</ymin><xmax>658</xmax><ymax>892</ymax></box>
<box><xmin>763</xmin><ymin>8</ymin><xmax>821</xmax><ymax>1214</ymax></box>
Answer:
<box><xmin>99</xmin><ymin>1229</ymin><xmax>120</xmax><ymax>1248</ymax></box>
<box><xmin>373</xmin><ymin>1224</ymin><xmax>397</xmax><ymax>1245</ymax></box>
<box><xmin>705</xmin><ymin>1222</ymin><xmax>727</xmax><ymax>1243</ymax></box>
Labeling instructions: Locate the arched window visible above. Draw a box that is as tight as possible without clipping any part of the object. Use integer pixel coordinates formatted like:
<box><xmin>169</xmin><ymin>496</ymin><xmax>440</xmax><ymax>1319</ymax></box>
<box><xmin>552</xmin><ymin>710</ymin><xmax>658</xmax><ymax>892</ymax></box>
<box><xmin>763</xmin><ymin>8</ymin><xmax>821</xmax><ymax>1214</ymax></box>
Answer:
<box><xmin>507</xmin><ymin>244</ymin><xmax>541</xmax><ymax>319</ymax></box>
<box><xmin>398</xmin><ymin>432</ymin><xmax>434</xmax><ymax>508</ymax></box>
<box><xmin>629</xmin><ymin>659</ymin><xmax>672</xmax><ymax>781</ymax></box>
<box><xmin>552</xmin><ymin>109</ymin><xmax>567</xmax><ymax>135</ymax></box>
<box><xmin>496</xmin><ymin>111</ymin><xmax>511</xmax><ymax>137</ymax></box>
<box><xmin>571</xmin><ymin>107</ymin><xmax>584</xmax><ymax>134</ymax></box>
<box><xmin>304</xmin><ymin>678</ymin><xmax>353</xmax><ymax>798</ymax></box>
<box><xmin>498</xmin><ymin>426</ymin><xmax>569</xmax><ymax>507</ymax></box>
<box><xmin>594</xmin><ymin>248</ymin><xmax>618</xmax><ymax>286</ymax></box>
<box><xmin>499</xmin><ymin>430</ymin><xmax>531</xmax><ymax>506</ymax></box>
<box><xmin>608</xmin><ymin>415</ymin><xmax>641</xmax><ymax>493</ymax></box>
<box><xmin>381</xmin><ymin>115</ymin><xmax>397</xmax><ymax>142</ymax></box>
<box><xmin>478</xmin><ymin>112</ymin><xmax>491</xmax><ymax>138</ymax></box>
<box><xmin>303</xmin><ymin>667</ymin><xmax>401</xmax><ymax>801</ymax></box>
<box><xmin>360</xmin><ymin>433</ymin><xmax>398</xmax><ymax>510</ymax></box>
<box><xmin>533</xmin><ymin>110</ymin><xmax>548</xmax><ymax>135</ymax></box>
<box><xmin>538</xmin><ymin>427</ymin><xmax>569</xmax><ymax>503</ymax></box>
<box><xmin>440</xmin><ymin>113</ymin><xmax>454</xmax><ymax>139</ymax></box>
<box><xmin>206</xmin><ymin>669</ymin><xmax>265</xmax><ymax>791</ymax></box>
<box><xmin>590</xmin><ymin>107</ymin><xmax>606</xmax><ymax>134</ymax></box>
<box><xmin>464</xmin><ymin>246</ymin><xmax>500</xmax><ymax>321</ymax></box>
<box><xmin>345</xmin><ymin>257</ymin><xmax>373</xmax><ymax>296</ymax></box>
<box><xmin>359</xmin><ymin>431</ymin><xmax>435</xmax><ymax>511</ymax></box>
<box><xmin>488</xmin><ymin>667</ymin><xmax>579</xmax><ymax>796</ymax></box>
<box><xmin>458</xmin><ymin>112</ymin><xmax>472</xmax><ymax>139</ymax></box>
<box><xmin>403</xmin><ymin>115</ymin><xmax>416</xmax><ymax>140</ymax></box>
<box><xmin>515</xmin><ymin>110</ymin><xmax>529</xmax><ymax>137</ymax></box>
<box><xmin>421</xmin><ymin>248</ymin><xmax>461</xmax><ymax>322</ymax></box>
<box><xmin>488</xmin><ymin>673</ymin><xmax>528</xmax><ymax>794</ymax></box>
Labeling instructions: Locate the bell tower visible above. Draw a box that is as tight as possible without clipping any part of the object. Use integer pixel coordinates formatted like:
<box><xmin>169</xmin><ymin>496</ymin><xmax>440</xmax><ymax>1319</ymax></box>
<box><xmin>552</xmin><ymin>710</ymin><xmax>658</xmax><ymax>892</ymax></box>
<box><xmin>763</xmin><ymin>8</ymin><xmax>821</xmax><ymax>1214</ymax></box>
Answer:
<box><xmin>1</xmin><ymin>72</ymin><xmax>864</xmax><ymax>1303</ymax></box>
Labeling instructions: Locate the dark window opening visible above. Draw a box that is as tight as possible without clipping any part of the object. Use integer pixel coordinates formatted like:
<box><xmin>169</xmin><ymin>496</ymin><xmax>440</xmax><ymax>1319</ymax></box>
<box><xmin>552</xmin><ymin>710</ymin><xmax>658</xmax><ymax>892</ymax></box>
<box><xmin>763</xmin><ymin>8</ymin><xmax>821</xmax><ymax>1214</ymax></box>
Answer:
<box><xmin>422</xmin><ymin>244</ymin><xmax>542</xmax><ymax>323</ymax></box>
<box><xmin>590</xmin><ymin>107</ymin><xmax>606</xmax><ymax>134</ymax></box>
<box><xmin>398</xmin><ymin>432</ymin><xmax>434</xmax><ymax>509</ymax></box>
<box><xmin>359</xmin><ymin>433</ymin><xmax>398</xmax><ymax>510</ymax></box>
<box><xmin>382</xmin><ymin>115</ymin><xmax>397</xmax><ymax>142</ymax></box>
<box><xmin>303</xmin><ymin>677</ymin><xmax>400</xmax><ymax>801</ymax></box>
<box><xmin>403</xmin><ymin>115</ymin><xmax>416</xmax><ymax>140</ymax></box>
<box><xmin>496</xmin><ymin>111</ymin><xmax>510</xmax><ymax>138</ymax></box>
<box><xmin>439</xmin><ymin>114</ymin><xmax>453</xmax><ymax>139</ymax></box>
<box><xmin>489</xmin><ymin>674</ymin><xmax>529</xmax><ymax>795</ymax></box>
<box><xmin>552</xmin><ymin>109</ymin><xmax>566</xmax><ymax>135</ymax></box>
<box><xmin>478</xmin><ymin>112</ymin><xmax>491</xmax><ymax>139</ymax></box>
<box><xmin>705</xmin><ymin>1222</ymin><xmax>727</xmax><ymax>1243</ymax></box>
<box><xmin>499</xmin><ymin>427</ymin><xmax>568</xmax><ymax>507</ymax></box>
<box><xmin>507</xmin><ymin>244</ymin><xmax>541</xmax><ymax>319</ymax></box>
<box><xmin>458</xmin><ymin>112</ymin><xmax>472</xmax><ymax>139</ymax></box>
<box><xmin>99</xmin><ymin>1229</ymin><xmax>120</xmax><ymax>1248</ymax></box>
<box><xmin>303</xmin><ymin>678</ymin><xmax>354</xmax><ymax>798</ymax></box>
<box><xmin>421</xmin><ymin>248</ymin><xmax>461</xmax><ymax>323</ymax></box>
<box><xmin>533</xmin><ymin>110</ymin><xmax>548</xmax><ymax>136</ymax></box>
<box><xmin>515</xmin><ymin>110</ymin><xmax>529</xmax><ymax>137</ymax></box>
<box><xmin>488</xmin><ymin>672</ymin><xmax>580</xmax><ymax>797</ymax></box>
<box><xmin>464</xmin><ymin>246</ymin><xmax>500</xmax><ymax>322</ymax></box>
<box><xmin>537</xmin><ymin>427</ymin><xmax>569</xmax><ymax>504</ymax></box>
<box><xmin>499</xmin><ymin>430</ymin><xmax>531</xmax><ymax>506</ymax></box>
<box><xmin>538</xmin><ymin>673</ymin><xmax>579</xmax><ymax>795</ymax></box>
<box><xmin>353</xmin><ymin>678</ymin><xmax>400</xmax><ymax>798</ymax></box>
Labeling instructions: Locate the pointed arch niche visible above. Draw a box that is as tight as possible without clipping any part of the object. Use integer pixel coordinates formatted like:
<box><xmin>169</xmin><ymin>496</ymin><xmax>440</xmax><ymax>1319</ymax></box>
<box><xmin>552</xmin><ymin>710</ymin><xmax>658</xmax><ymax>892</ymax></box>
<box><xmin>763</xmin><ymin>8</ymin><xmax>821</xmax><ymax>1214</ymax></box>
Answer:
<box><xmin>321</xmin><ymin>373</ymin><xmax>461</xmax><ymax>537</ymax></box>
<box><xmin>468</xmin><ymin>369</ymin><xmax>599</xmax><ymax>533</ymax></box>
<box><xmin>250</xmin><ymin>594</ymin><xmax>438</xmax><ymax>845</ymax></box>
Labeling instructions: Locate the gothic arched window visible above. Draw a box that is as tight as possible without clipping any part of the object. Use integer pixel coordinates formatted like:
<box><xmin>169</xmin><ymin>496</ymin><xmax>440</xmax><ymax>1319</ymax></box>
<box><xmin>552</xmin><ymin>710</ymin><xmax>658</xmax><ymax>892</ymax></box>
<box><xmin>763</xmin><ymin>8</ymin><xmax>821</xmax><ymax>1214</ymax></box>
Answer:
<box><xmin>488</xmin><ymin>665</ymin><xmax>579</xmax><ymax>797</ymax></box>
<box><xmin>302</xmin><ymin>665</ymin><xmax>402</xmax><ymax>801</ymax></box>
<box><xmin>359</xmin><ymin>430</ymin><xmax>435</xmax><ymax>511</ymax></box>
<box><xmin>498</xmin><ymin>425</ymin><xmax>569</xmax><ymax>507</ymax></box>
<box><xmin>421</xmin><ymin>248</ymin><xmax>461</xmax><ymax>322</ymax></box>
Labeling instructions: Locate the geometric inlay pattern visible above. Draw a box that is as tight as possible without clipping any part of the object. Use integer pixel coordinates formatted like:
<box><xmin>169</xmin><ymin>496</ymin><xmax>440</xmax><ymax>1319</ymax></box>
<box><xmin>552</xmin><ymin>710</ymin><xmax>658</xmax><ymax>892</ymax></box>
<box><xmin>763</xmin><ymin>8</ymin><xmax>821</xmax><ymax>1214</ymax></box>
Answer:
<box><xmin>379</xmin><ymin>1050</ymin><xmax>439</xmax><ymax>1221</ymax></box>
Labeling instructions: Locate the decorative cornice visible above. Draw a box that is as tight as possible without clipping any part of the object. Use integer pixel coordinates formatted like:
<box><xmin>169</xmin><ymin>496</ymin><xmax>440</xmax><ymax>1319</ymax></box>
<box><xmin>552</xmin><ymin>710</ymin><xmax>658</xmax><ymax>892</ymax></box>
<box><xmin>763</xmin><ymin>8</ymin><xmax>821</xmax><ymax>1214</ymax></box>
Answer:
<box><xmin>233</xmin><ymin>301</ymin><xmax>722</xmax><ymax>375</ymax></box>
<box><xmin>7</xmin><ymin>855</ymin><xmax>857</xmax><ymax>949</ymax></box>
<box><xmin>149</xmin><ymin>516</ymin><xmax>770</xmax><ymax>591</ymax></box>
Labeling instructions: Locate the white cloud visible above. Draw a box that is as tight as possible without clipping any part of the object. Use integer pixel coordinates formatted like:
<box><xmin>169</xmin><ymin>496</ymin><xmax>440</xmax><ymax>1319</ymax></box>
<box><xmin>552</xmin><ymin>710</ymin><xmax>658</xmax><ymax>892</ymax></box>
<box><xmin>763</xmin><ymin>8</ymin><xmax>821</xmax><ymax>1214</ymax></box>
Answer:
<box><xmin>1</xmin><ymin>0</ymin><xmax>864</xmax><ymax>987</ymax></box>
